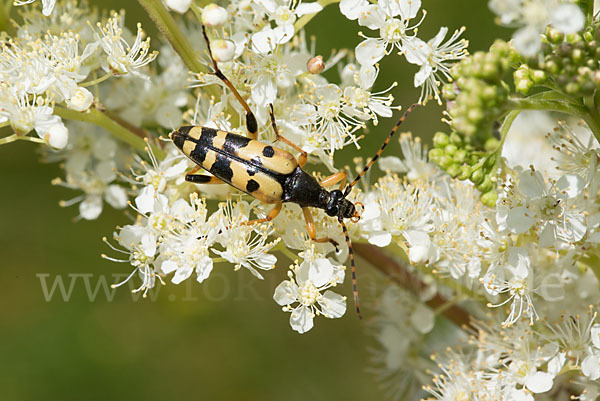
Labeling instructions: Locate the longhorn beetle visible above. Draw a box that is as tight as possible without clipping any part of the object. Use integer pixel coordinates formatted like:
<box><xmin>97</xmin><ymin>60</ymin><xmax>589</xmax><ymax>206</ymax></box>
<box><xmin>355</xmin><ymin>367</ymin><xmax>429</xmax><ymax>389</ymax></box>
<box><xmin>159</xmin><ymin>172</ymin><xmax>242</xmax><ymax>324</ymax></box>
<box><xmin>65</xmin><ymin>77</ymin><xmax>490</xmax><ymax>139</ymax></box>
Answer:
<box><xmin>170</xmin><ymin>26</ymin><xmax>418</xmax><ymax>318</ymax></box>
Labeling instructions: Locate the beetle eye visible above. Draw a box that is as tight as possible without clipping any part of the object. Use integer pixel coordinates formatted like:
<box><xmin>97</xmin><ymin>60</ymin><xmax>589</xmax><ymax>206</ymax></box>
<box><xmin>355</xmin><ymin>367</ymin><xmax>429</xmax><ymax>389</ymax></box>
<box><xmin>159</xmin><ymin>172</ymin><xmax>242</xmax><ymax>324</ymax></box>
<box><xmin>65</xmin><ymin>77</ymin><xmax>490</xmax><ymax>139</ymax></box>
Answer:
<box><xmin>326</xmin><ymin>205</ymin><xmax>338</xmax><ymax>217</ymax></box>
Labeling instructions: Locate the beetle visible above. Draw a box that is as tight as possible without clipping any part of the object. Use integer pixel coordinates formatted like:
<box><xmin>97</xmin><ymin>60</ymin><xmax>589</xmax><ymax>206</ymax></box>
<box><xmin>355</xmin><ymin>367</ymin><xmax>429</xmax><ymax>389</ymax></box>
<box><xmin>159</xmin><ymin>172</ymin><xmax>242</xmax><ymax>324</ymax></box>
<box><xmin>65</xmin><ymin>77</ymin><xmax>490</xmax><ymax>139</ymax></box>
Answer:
<box><xmin>170</xmin><ymin>26</ymin><xmax>418</xmax><ymax>318</ymax></box>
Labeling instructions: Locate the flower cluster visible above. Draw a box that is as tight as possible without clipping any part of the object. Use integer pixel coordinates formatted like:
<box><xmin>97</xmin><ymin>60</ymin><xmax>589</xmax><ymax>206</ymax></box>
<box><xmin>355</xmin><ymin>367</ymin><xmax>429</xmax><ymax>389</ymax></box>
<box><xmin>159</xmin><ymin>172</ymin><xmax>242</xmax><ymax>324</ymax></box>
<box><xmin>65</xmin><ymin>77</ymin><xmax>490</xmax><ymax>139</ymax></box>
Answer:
<box><xmin>340</xmin><ymin>0</ymin><xmax>469</xmax><ymax>104</ymax></box>
<box><xmin>6</xmin><ymin>0</ymin><xmax>600</xmax><ymax>400</ymax></box>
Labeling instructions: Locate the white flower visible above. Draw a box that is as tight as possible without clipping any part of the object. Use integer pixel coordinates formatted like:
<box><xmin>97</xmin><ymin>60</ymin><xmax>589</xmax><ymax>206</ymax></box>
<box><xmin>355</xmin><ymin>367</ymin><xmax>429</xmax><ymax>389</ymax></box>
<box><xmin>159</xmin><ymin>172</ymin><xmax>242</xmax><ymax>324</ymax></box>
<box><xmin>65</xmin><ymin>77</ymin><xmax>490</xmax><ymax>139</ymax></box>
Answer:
<box><xmin>378</xmin><ymin>132</ymin><xmax>442</xmax><ymax>183</ymax></box>
<box><xmin>165</xmin><ymin>0</ymin><xmax>192</xmax><ymax>14</ymax></box>
<box><xmin>499</xmin><ymin>169</ymin><xmax>587</xmax><ymax>249</ymax></box>
<box><xmin>160</xmin><ymin>195</ymin><xmax>220</xmax><ymax>284</ymax></box>
<box><xmin>342</xmin><ymin>64</ymin><xmax>399</xmax><ymax>125</ymax></box>
<box><xmin>346</xmin><ymin>0</ymin><xmax>424</xmax><ymax>66</ymax></box>
<box><xmin>489</xmin><ymin>0</ymin><xmax>585</xmax><ymax>57</ymax></box>
<box><xmin>201</xmin><ymin>4</ymin><xmax>228</xmax><ymax>26</ymax></box>
<box><xmin>106</xmin><ymin>224</ymin><xmax>161</xmax><ymax>297</ymax></box>
<box><xmin>251</xmin><ymin>0</ymin><xmax>322</xmax><ymax>54</ymax></box>
<box><xmin>274</xmin><ymin>257</ymin><xmax>346</xmax><ymax>333</ymax></box>
<box><xmin>65</xmin><ymin>87</ymin><xmax>94</xmax><ymax>111</ymax></box>
<box><xmin>94</xmin><ymin>12</ymin><xmax>158</xmax><ymax>78</ymax></box>
<box><xmin>403</xmin><ymin>26</ymin><xmax>468</xmax><ymax>104</ymax></box>
<box><xmin>212</xmin><ymin>200</ymin><xmax>280</xmax><ymax>279</ymax></box>
<box><xmin>358</xmin><ymin>175</ymin><xmax>435</xmax><ymax>253</ymax></box>
<box><xmin>484</xmin><ymin>247</ymin><xmax>539</xmax><ymax>326</ymax></box>
<box><xmin>211</xmin><ymin>39</ymin><xmax>236</xmax><ymax>63</ymax></box>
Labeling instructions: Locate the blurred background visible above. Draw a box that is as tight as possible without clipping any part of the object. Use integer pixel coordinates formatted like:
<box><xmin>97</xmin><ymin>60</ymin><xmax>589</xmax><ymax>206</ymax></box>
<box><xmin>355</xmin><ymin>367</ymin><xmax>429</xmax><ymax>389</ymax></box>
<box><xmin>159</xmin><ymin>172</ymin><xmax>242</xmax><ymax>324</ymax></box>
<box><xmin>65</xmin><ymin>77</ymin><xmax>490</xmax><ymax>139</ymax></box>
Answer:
<box><xmin>0</xmin><ymin>1</ymin><xmax>508</xmax><ymax>400</ymax></box>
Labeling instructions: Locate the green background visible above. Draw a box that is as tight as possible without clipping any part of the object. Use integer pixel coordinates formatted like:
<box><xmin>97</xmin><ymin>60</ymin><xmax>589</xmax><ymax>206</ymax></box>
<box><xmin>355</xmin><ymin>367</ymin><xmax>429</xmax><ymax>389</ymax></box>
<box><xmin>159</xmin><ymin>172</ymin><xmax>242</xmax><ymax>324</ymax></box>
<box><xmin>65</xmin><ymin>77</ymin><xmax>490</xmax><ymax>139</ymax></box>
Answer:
<box><xmin>0</xmin><ymin>1</ymin><xmax>506</xmax><ymax>400</ymax></box>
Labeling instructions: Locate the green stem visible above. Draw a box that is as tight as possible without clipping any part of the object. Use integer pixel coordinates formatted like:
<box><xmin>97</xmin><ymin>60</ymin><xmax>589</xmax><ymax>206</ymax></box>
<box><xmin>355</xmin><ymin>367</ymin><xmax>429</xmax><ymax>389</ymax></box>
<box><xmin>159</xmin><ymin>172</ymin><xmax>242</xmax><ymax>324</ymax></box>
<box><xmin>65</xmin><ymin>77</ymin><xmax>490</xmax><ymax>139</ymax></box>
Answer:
<box><xmin>353</xmin><ymin>242</ymin><xmax>475</xmax><ymax>329</ymax></box>
<box><xmin>0</xmin><ymin>133</ymin><xmax>17</xmax><ymax>145</ymax></box>
<box><xmin>137</xmin><ymin>0</ymin><xmax>207</xmax><ymax>74</ymax></box>
<box><xmin>54</xmin><ymin>107</ymin><xmax>165</xmax><ymax>159</ymax></box>
<box><xmin>584</xmin><ymin>95</ymin><xmax>600</xmax><ymax>144</ymax></box>
<box><xmin>0</xmin><ymin>133</ymin><xmax>45</xmax><ymax>145</ymax></box>
<box><xmin>508</xmin><ymin>95</ymin><xmax>600</xmax><ymax>140</ymax></box>
<box><xmin>80</xmin><ymin>73</ymin><xmax>113</xmax><ymax>87</ymax></box>
<box><xmin>497</xmin><ymin>110</ymin><xmax>521</xmax><ymax>151</ymax></box>
<box><xmin>294</xmin><ymin>0</ymin><xmax>340</xmax><ymax>32</ymax></box>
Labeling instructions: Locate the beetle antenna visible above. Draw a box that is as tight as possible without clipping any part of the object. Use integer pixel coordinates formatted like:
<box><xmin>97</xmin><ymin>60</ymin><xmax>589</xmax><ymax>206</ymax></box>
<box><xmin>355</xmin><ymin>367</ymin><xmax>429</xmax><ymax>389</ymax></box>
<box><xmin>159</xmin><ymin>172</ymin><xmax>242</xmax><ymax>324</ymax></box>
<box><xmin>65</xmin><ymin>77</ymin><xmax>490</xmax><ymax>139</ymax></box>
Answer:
<box><xmin>339</xmin><ymin>217</ymin><xmax>361</xmax><ymax>319</ymax></box>
<box><xmin>344</xmin><ymin>104</ymin><xmax>419</xmax><ymax>197</ymax></box>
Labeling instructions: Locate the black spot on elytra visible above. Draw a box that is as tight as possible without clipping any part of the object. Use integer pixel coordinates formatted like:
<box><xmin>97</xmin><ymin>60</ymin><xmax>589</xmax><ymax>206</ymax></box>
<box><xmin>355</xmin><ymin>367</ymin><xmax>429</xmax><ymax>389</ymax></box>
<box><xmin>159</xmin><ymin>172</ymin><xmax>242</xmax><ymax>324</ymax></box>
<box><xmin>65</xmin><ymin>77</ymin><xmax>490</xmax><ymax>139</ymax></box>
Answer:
<box><xmin>246</xmin><ymin>179</ymin><xmax>260</xmax><ymax>193</ymax></box>
<box><xmin>262</xmin><ymin>146</ymin><xmax>275</xmax><ymax>158</ymax></box>
<box><xmin>210</xmin><ymin>154</ymin><xmax>233</xmax><ymax>182</ymax></box>
<box><xmin>247</xmin><ymin>166</ymin><xmax>257</xmax><ymax>176</ymax></box>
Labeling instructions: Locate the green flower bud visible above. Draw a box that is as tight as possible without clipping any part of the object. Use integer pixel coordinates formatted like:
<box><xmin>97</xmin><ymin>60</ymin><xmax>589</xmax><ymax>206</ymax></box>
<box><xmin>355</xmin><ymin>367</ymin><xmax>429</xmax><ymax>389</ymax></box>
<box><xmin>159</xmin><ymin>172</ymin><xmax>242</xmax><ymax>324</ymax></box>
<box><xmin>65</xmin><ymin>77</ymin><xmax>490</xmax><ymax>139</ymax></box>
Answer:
<box><xmin>449</xmin><ymin>131</ymin><xmax>463</xmax><ymax>146</ymax></box>
<box><xmin>532</xmin><ymin>69</ymin><xmax>546</xmax><ymax>83</ymax></box>
<box><xmin>447</xmin><ymin>163</ymin><xmax>462</xmax><ymax>178</ymax></box>
<box><xmin>458</xmin><ymin>165</ymin><xmax>472</xmax><ymax>180</ymax></box>
<box><xmin>572</xmin><ymin>48</ymin><xmax>584</xmax><ymax>64</ymax></box>
<box><xmin>445</xmin><ymin>144</ymin><xmax>458</xmax><ymax>155</ymax></box>
<box><xmin>433</xmin><ymin>132</ymin><xmax>449</xmax><ymax>148</ymax></box>
<box><xmin>470</xmin><ymin>168</ymin><xmax>484</xmax><ymax>184</ymax></box>
<box><xmin>481</xmin><ymin>189</ymin><xmax>498</xmax><ymax>207</ymax></box>
<box><xmin>428</xmin><ymin>148</ymin><xmax>444</xmax><ymax>162</ymax></box>
<box><xmin>439</xmin><ymin>155</ymin><xmax>454</xmax><ymax>169</ymax></box>
<box><xmin>442</xmin><ymin>83</ymin><xmax>456</xmax><ymax>100</ymax></box>
<box><xmin>546</xmin><ymin>27</ymin><xmax>565</xmax><ymax>44</ymax></box>
<box><xmin>565</xmin><ymin>82</ymin><xmax>580</xmax><ymax>94</ymax></box>
<box><xmin>516</xmin><ymin>78</ymin><xmax>534</xmax><ymax>94</ymax></box>
<box><xmin>484</xmin><ymin>152</ymin><xmax>498</xmax><ymax>169</ymax></box>
<box><xmin>477</xmin><ymin>174</ymin><xmax>494</xmax><ymax>192</ymax></box>
<box><xmin>484</xmin><ymin>138</ymin><xmax>500</xmax><ymax>152</ymax></box>
<box><xmin>454</xmin><ymin>149</ymin><xmax>468</xmax><ymax>164</ymax></box>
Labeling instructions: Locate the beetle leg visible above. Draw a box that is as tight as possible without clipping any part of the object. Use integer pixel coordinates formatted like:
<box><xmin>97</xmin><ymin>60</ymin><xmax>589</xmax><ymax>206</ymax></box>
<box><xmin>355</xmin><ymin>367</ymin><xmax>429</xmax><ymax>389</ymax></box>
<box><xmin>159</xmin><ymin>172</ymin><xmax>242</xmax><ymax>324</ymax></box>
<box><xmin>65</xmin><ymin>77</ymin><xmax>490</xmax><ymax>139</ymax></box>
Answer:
<box><xmin>240</xmin><ymin>202</ymin><xmax>283</xmax><ymax>226</ymax></box>
<box><xmin>319</xmin><ymin>171</ymin><xmax>347</xmax><ymax>190</ymax></box>
<box><xmin>186</xmin><ymin>174</ymin><xmax>225</xmax><ymax>184</ymax></box>
<box><xmin>185</xmin><ymin>166</ymin><xmax>225</xmax><ymax>184</ymax></box>
<box><xmin>202</xmin><ymin>26</ymin><xmax>258</xmax><ymax>140</ymax></box>
<box><xmin>269</xmin><ymin>104</ymin><xmax>307</xmax><ymax>167</ymax></box>
<box><xmin>302</xmin><ymin>207</ymin><xmax>339</xmax><ymax>251</ymax></box>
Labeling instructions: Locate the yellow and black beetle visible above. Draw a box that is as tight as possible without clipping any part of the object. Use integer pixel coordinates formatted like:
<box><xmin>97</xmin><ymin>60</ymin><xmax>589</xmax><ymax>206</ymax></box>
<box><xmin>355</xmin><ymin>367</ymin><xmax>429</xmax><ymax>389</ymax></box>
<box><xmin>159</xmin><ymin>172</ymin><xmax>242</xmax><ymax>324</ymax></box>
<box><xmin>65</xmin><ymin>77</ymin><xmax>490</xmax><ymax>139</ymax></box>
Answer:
<box><xmin>170</xmin><ymin>27</ymin><xmax>418</xmax><ymax>317</ymax></box>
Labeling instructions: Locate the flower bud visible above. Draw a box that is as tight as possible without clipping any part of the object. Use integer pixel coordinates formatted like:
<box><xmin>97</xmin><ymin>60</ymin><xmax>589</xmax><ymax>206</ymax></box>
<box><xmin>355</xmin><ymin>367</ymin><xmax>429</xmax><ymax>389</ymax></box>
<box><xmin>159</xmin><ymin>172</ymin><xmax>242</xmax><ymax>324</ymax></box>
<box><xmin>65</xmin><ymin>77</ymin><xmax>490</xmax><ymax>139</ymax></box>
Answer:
<box><xmin>307</xmin><ymin>56</ymin><xmax>325</xmax><ymax>74</ymax></box>
<box><xmin>481</xmin><ymin>189</ymin><xmax>498</xmax><ymax>207</ymax></box>
<box><xmin>44</xmin><ymin>123</ymin><xmax>69</xmax><ymax>150</ymax></box>
<box><xmin>66</xmin><ymin>87</ymin><xmax>94</xmax><ymax>112</ymax></box>
<box><xmin>433</xmin><ymin>131</ymin><xmax>449</xmax><ymax>148</ymax></box>
<box><xmin>470</xmin><ymin>168</ymin><xmax>484</xmax><ymax>185</ymax></box>
<box><xmin>165</xmin><ymin>0</ymin><xmax>192</xmax><ymax>14</ymax></box>
<box><xmin>447</xmin><ymin>163</ymin><xmax>461</xmax><ymax>178</ymax></box>
<box><xmin>202</xmin><ymin>4</ymin><xmax>228</xmax><ymax>27</ymax></box>
<box><xmin>211</xmin><ymin>39</ymin><xmax>236</xmax><ymax>62</ymax></box>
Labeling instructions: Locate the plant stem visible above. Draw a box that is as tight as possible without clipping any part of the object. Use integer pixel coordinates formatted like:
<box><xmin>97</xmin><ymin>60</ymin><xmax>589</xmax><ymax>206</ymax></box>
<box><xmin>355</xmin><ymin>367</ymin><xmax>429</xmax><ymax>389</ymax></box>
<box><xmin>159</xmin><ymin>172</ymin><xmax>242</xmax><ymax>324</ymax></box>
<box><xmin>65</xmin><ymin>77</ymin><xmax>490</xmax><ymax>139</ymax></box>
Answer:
<box><xmin>509</xmin><ymin>95</ymin><xmax>600</xmax><ymax>143</ymax></box>
<box><xmin>294</xmin><ymin>0</ymin><xmax>340</xmax><ymax>32</ymax></box>
<box><xmin>80</xmin><ymin>73</ymin><xmax>113</xmax><ymax>87</ymax></box>
<box><xmin>353</xmin><ymin>242</ymin><xmax>474</xmax><ymax>329</ymax></box>
<box><xmin>55</xmin><ymin>107</ymin><xmax>165</xmax><ymax>159</ymax></box>
<box><xmin>0</xmin><ymin>133</ymin><xmax>18</xmax><ymax>145</ymax></box>
<box><xmin>584</xmin><ymin>95</ymin><xmax>600</xmax><ymax>143</ymax></box>
<box><xmin>137</xmin><ymin>0</ymin><xmax>207</xmax><ymax>74</ymax></box>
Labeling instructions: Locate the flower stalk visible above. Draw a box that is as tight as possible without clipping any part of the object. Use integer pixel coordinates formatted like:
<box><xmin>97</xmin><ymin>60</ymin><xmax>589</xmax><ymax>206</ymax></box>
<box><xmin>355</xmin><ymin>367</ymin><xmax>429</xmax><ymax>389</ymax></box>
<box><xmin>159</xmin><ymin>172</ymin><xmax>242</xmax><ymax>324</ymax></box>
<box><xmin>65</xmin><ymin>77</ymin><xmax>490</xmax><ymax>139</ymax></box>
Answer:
<box><xmin>54</xmin><ymin>107</ymin><xmax>165</xmax><ymax>159</ymax></box>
